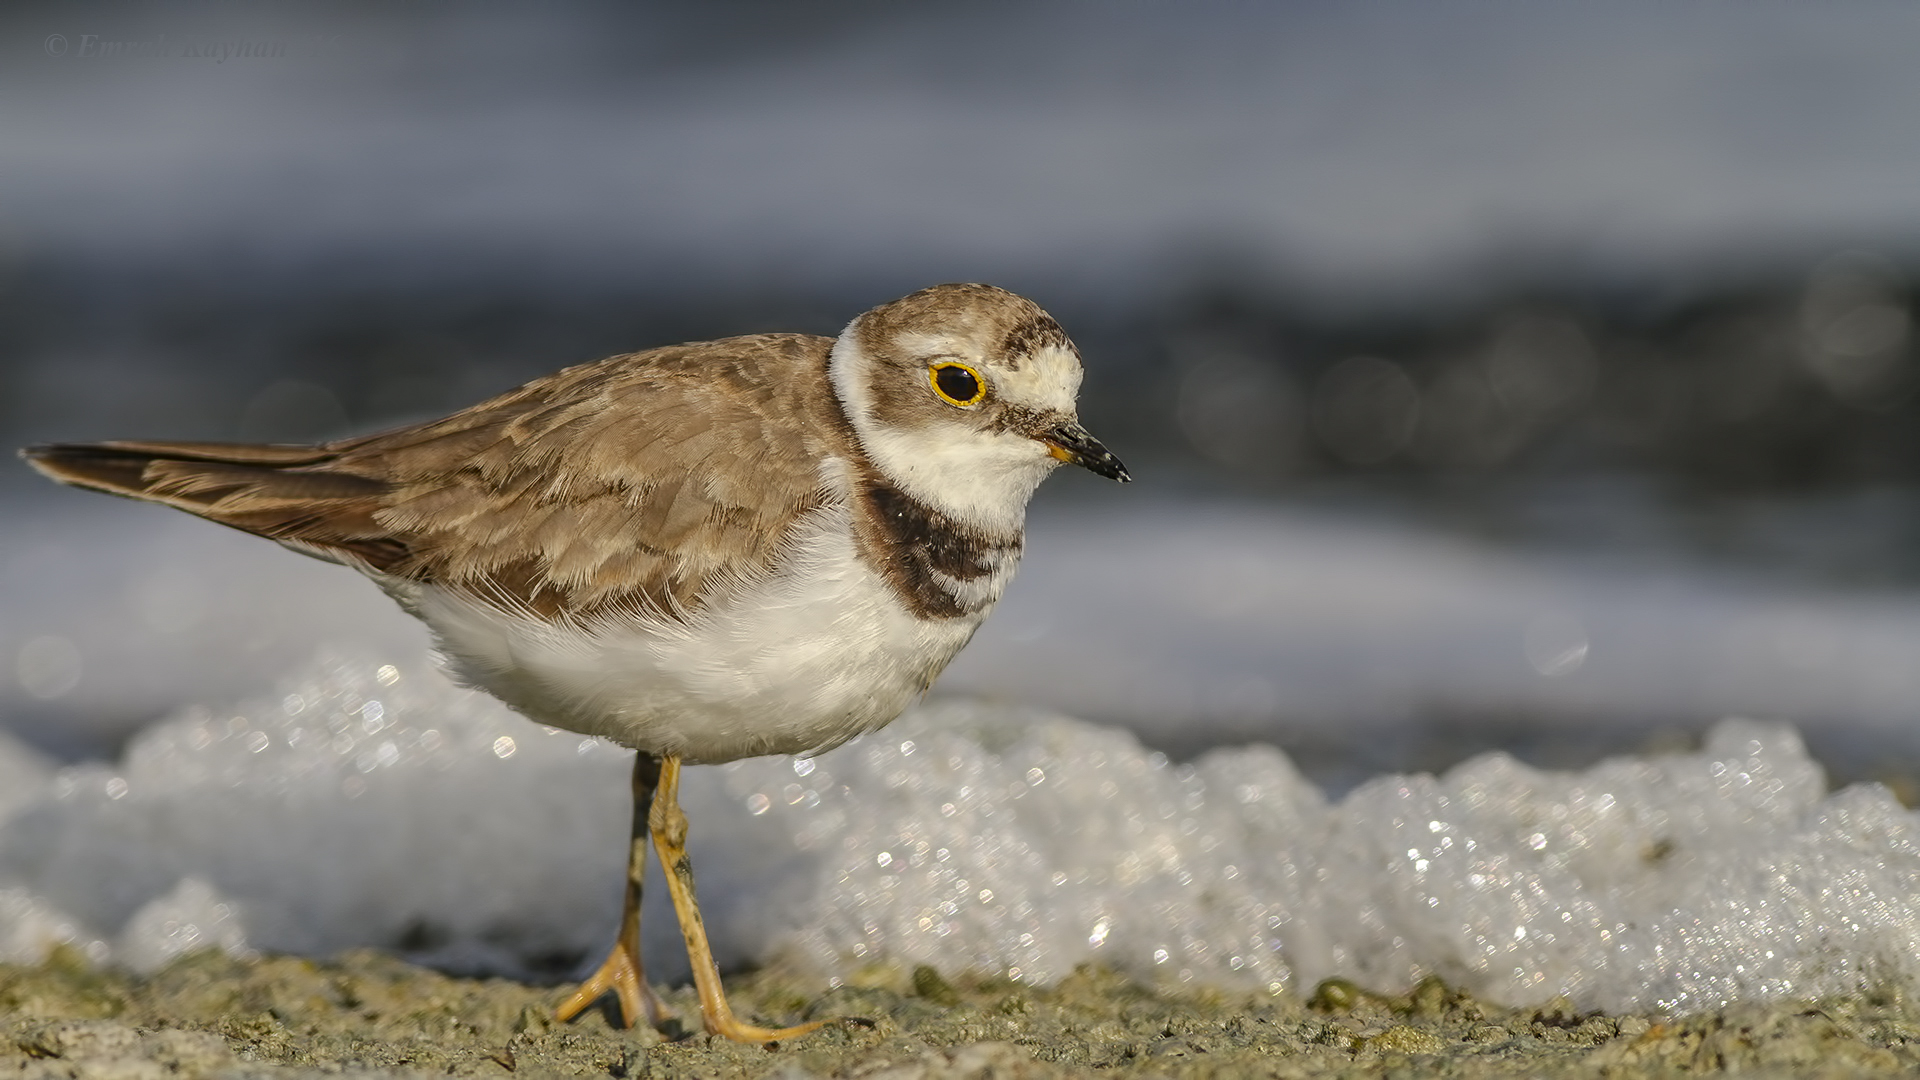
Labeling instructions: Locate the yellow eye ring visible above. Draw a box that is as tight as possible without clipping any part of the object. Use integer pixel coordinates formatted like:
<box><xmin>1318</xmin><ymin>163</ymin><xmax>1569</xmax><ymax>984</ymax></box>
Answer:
<box><xmin>929</xmin><ymin>361</ymin><xmax>987</xmax><ymax>407</ymax></box>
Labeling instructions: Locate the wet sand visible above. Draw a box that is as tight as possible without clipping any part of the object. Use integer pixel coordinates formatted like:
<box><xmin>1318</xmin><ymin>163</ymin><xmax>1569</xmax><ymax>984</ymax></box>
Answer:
<box><xmin>4</xmin><ymin>949</ymin><xmax>1918</xmax><ymax>1079</ymax></box>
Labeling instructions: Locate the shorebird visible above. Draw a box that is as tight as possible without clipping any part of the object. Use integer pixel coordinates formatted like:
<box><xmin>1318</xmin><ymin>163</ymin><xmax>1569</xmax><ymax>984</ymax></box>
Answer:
<box><xmin>22</xmin><ymin>283</ymin><xmax>1129</xmax><ymax>1042</ymax></box>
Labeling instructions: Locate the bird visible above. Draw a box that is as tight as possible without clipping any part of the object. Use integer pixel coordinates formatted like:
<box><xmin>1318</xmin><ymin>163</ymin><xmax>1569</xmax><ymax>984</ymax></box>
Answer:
<box><xmin>19</xmin><ymin>282</ymin><xmax>1130</xmax><ymax>1043</ymax></box>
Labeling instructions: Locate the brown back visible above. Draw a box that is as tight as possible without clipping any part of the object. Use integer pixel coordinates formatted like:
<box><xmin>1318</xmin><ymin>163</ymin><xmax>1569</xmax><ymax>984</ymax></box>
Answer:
<box><xmin>23</xmin><ymin>333</ymin><xmax>857</xmax><ymax>622</ymax></box>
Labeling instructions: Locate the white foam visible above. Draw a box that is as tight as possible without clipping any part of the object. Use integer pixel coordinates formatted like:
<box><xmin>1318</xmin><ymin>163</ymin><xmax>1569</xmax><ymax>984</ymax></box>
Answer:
<box><xmin>115</xmin><ymin>877</ymin><xmax>252</xmax><ymax>975</ymax></box>
<box><xmin>3</xmin><ymin>651</ymin><xmax>1918</xmax><ymax>1015</ymax></box>
<box><xmin>751</xmin><ymin>703</ymin><xmax>1920</xmax><ymax>1015</ymax></box>
<box><xmin>0</xmin><ymin>728</ymin><xmax>52</xmax><ymax>825</ymax></box>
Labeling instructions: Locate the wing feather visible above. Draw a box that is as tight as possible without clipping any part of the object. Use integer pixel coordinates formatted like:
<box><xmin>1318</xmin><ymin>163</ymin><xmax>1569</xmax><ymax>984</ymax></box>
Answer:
<box><xmin>23</xmin><ymin>333</ymin><xmax>855</xmax><ymax>623</ymax></box>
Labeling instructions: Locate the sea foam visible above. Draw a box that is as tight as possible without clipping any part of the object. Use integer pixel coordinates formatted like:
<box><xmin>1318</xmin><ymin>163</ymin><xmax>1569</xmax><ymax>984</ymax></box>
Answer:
<box><xmin>2</xmin><ymin>651</ymin><xmax>1917</xmax><ymax>1016</ymax></box>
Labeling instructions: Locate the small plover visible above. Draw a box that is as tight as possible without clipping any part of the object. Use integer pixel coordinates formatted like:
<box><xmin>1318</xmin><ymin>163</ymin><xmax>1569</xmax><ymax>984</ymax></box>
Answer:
<box><xmin>21</xmin><ymin>283</ymin><xmax>1129</xmax><ymax>1043</ymax></box>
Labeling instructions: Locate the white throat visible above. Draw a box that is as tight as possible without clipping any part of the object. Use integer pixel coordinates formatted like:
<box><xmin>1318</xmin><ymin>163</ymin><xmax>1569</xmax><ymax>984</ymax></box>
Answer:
<box><xmin>829</xmin><ymin>333</ymin><xmax>1055</xmax><ymax>534</ymax></box>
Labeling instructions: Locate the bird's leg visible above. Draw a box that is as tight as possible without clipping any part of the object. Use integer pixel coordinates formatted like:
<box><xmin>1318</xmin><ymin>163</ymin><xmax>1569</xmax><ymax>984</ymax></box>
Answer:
<box><xmin>554</xmin><ymin>752</ymin><xmax>671</xmax><ymax>1029</ymax></box>
<box><xmin>649</xmin><ymin>755</ymin><xmax>833</xmax><ymax>1044</ymax></box>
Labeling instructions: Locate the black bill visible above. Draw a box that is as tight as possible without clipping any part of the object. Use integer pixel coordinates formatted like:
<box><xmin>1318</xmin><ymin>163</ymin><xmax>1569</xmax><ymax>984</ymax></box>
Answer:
<box><xmin>1039</xmin><ymin>421</ymin><xmax>1131</xmax><ymax>482</ymax></box>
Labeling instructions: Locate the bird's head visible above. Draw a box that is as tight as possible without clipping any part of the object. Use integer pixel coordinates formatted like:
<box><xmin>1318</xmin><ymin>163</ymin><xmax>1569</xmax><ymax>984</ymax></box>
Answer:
<box><xmin>830</xmin><ymin>283</ymin><xmax>1129</xmax><ymax>532</ymax></box>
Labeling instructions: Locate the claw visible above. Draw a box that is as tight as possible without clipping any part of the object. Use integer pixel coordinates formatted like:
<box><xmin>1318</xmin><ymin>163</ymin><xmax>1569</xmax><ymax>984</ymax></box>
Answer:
<box><xmin>553</xmin><ymin>937</ymin><xmax>667</xmax><ymax>1029</ymax></box>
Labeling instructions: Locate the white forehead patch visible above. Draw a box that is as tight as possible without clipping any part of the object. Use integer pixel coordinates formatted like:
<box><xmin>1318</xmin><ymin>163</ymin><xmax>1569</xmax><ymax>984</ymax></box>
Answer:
<box><xmin>994</xmin><ymin>343</ymin><xmax>1083</xmax><ymax>413</ymax></box>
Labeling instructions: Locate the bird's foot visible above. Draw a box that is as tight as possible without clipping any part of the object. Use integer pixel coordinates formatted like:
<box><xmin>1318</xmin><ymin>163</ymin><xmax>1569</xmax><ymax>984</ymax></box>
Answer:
<box><xmin>700</xmin><ymin>1013</ymin><xmax>834</xmax><ymax>1045</ymax></box>
<box><xmin>554</xmin><ymin>942</ymin><xmax>669</xmax><ymax>1031</ymax></box>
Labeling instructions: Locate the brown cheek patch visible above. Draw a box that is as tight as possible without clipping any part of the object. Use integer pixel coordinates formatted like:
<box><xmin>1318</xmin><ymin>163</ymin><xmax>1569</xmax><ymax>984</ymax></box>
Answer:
<box><xmin>854</xmin><ymin>326</ymin><xmax>959</xmax><ymax>429</ymax></box>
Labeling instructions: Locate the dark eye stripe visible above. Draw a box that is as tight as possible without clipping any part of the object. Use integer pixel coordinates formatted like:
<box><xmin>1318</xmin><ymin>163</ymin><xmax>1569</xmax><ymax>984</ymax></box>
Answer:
<box><xmin>931</xmin><ymin>362</ymin><xmax>985</xmax><ymax>406</ymax></box>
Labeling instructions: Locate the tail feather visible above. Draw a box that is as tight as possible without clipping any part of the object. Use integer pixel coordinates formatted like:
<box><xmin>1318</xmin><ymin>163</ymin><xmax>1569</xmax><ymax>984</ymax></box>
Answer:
<box><xmin>20</xmin><ymin>440</ymin><xmax>408</xmax><ymax>571</ymax></box>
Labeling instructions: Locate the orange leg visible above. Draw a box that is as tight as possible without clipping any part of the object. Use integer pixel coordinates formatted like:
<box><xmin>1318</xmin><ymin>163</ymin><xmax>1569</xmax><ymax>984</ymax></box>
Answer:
<box><xmin>649</xmin><ymin>756</ymin><xmax>833</xmax><ymax>1044</ymax></box>
<box><xmin>554</xmin><ymin>753</ymin><xmax>670</xmax><ymax>1030</ymax></box>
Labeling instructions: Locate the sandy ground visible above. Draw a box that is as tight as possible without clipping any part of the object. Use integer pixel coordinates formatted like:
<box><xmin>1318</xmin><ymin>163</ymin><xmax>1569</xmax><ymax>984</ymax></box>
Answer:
<box><xmin>4</xmin><ymin>949</ymin><xmax>1920</xmax><ymax>1079</ymax></box>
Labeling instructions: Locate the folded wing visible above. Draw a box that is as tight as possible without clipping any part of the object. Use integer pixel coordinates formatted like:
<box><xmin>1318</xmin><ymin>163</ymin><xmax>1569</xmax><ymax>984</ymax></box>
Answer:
<box><xmin>22</xmin><ymin>333</ymin><xmax>851</xmax><ymax>623</ymax></box>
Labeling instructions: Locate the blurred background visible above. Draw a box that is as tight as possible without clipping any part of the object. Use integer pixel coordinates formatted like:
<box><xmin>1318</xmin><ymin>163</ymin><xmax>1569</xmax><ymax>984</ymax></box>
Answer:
<box><xmin>6</xmin><ymin>1</ymin><xmax>1920</xmax><ymax>792</ymax></box>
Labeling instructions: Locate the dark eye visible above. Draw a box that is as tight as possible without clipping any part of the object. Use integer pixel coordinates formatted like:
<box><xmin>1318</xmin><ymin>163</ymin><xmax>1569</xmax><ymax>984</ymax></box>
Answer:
<box><xmin>930</xmin><ymin>362</ymin><xmax>986</xmax><ymax>407</ymax></box>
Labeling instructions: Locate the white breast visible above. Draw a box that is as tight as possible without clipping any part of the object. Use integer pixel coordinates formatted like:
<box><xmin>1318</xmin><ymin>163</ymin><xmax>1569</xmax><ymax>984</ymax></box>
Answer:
<box><xmin>387</xmin><ymin>504</ymin><xmax>1008</xmax><ymax>764</ymax></box>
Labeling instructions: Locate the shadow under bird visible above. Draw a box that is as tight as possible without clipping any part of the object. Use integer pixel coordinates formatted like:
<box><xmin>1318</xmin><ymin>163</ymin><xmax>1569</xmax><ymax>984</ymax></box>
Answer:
<box><xmin>20</xmin><ymin>282</ymin><xmax>1129</xmax><ymax>1044</ymax></box>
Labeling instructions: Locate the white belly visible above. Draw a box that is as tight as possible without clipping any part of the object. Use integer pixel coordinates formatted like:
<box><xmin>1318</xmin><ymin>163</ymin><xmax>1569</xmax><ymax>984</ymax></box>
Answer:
<box><xmin>389</xmin><ymin>507</ymin><xmax>1000</xmax><ymax>764</ymax></box>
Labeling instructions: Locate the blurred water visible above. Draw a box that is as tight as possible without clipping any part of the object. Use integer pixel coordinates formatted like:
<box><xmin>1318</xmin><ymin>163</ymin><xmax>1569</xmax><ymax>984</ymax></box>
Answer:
<box><xmin>13</xmin><ymin>5</ymin><xmax>1920</xmax><ymax>1018</ymax></box>
<box><xmin>6</xmin><ymin>4</ymin><xmax>1920</xmax><ymax>286</ymax></box>
<box><xmin>8</xmin><ymin>1</ymin><xmax>1920</xmax><ymax>787</ymax></box>
<box><xmin>7</xmin><ymin>487</ymin><xmax>1920</xmax><ymax>799</ymax></box>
